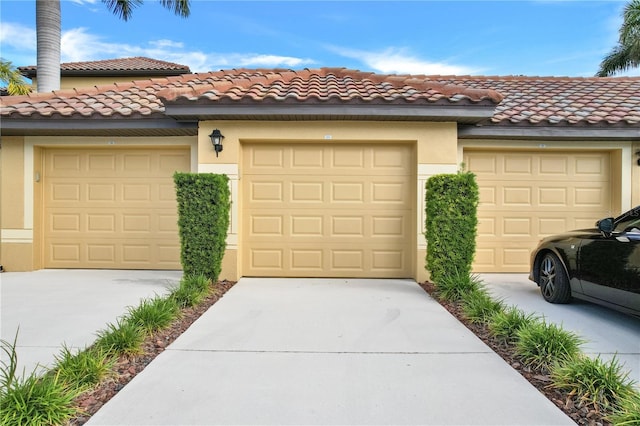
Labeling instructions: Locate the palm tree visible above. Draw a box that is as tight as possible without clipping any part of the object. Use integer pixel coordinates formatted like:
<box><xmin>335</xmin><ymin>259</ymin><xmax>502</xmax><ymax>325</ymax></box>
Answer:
<box><xmin>596</xmin><ymin>0</ymin><xmax>640</xmax><ymax>76</ymax></box>
<box><xmin>0</xmin><ymin>59</ymin><xmax>31</xmax><ymax>95</ymax></box>
<box><xmin>36</xmin><ymin>0</ymin><xmax>61</xmax><ymax>93</ymax></box>
<box><xmin>35</xmin><ymin>0</ymin><xmax>191</xmax><ymax>93</ymax></box>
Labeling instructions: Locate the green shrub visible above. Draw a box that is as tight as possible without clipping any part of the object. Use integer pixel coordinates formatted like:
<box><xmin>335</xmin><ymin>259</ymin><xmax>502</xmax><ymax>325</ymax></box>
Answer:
<box><xmin>435</xmin><ymin>270</ymin><xmax>483</xmax><ymax>302</ymax></box>
<box><xmin>489</xmin><ymin>306</ymin><xmax>540</xmax><ymax>345</ymax></box>
<box><xmin>170</xmin><ymin>285</ymin><xmax>202</xmax><ymax>309</ymax></box>
<box><xmin>174</xmin><ymin>173</ymin><xmax>230</xmax><ymax>282</ymax></box>
<box><xmin>1</xmin><ymin>335</ymin><xmax>80</xmax><ymax>426</ymax></box>
<box><xmin>425</xmin><ymin>171</ymin><xmax>479</xmax><ymax>284</ymax></box>
<box><xmin>182</xmin><ymin>274</ymin><xmax>212</xmax><ymax>295</ymax></box>
<box><xmin>126</xmin><ymin>295</ymin><xmax>180</xmax><ymax>334</ymax></box>
<box><xmin>609</xmin><ymin>389</ymin><xmax>640</xmax><ymax>425</ymax></box>
<box><xmin>94</xmin><ymin>319</ymin><xmax>145</xmax><ymax>357</ymax></box>
<box><xmin>0</xmin><ymin>372</ymin><xmax>81</xmax><ymax>426</ymax></box>
<box><xmin>53</xmin><ymin>345</ymin><xmax>115</xmax><ymax>390</ymax></box>
<box><xmin>551</xmin><ymin>355</ymin><xmax>636</xmax><ymax>412</ymax></box>
<box><xmin>170</xmin><ymin>274</ymin><xmax>212</xmax><ymax>308</ymax></box>
<box><xmin>461</xmin><ymin>289</ymin><xmax>505</xmax><ymax>324</ymax></box>
<box><xmin>515</xmin><ymin>320</ymin><xmax>584</xmax><ymax>372</ymax></box>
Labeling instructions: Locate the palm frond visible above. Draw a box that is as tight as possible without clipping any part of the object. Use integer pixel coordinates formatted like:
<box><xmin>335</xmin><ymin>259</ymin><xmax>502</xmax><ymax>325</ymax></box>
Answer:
<box><xmin>102</xmin><ymin>0</ymin><xmax>190</xmax><ymax>21</ymax></box>
<box><xmin>101</xmin><ymin>0</ymin><xmax>143</xmax><ymax>21</ymax></box>
<box><xmin>597</xmin><ymin>44</ymin><xmax>635</xmax><ymax>76</ymax></box>
<box><xmin>620</xmin><ymin>0</ymin><xmax>640</xmax><ymax>43</ymax></box>
<box><xmin>0</xmin><ymin>59</ymin><xmax>31</xmax><ymax>95</ymax></box>
<box><xmin>160</xmin><ymin>0</ymin><xmax>190</xmax><ymax>18</ymax></box>
<box><xmin>597</xmin><ymin>0</ymin><xmax>640</xmax><ymax>76</ymax></box>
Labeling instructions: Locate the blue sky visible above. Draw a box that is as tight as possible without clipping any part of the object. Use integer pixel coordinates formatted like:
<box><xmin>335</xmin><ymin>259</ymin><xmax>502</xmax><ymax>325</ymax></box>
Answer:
<box><xmin>0</xmin><ymin>0</ymin><xmax>637</xmax><ymax>77</ymax></box>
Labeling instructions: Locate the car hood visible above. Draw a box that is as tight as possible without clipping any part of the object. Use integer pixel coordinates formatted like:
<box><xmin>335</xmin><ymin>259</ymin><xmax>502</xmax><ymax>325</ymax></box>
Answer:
<box><xmin>539</xmin><ymin>228</ymin><xmax>600</xmax><ymax>243</ymax></box>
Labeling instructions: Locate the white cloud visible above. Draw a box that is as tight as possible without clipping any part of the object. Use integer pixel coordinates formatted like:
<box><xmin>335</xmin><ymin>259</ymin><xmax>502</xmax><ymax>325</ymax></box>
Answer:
<box><xmin>59</xmin><ymin>27</ymin><xmax>314</xmax><ymax>71</ymax></box>
<box><xmin>1</xmin><ymin>21</ymin><xmax>314</xmax><ymax>72</ymax></box>
<box><xmin>328</xmin><ymin>46</ymin><xmax>477</xmax><ymax>75</ymax></box>
<box><xmin>197</xmin><ymin>54</ymin><xmax>314</xmax><ymax>72</ymax></box>
<box><xmin>236</xmin><ymin>54</ymin><xmax>313</xmax><ymax>68</ymax></box>
<box><xmin>149</xmin><ymin>39</ymin><xmax>185</xmax><ymax>49</ymax></box>
<box><xmin>61</xmin><ymin>28</ymin><xmax>129</xmax><ymax>61</ymax></box>
<box><xmin>0</xmin><ymin>22</ymin><xmax>36</xmax><ymax>51</ymax></box>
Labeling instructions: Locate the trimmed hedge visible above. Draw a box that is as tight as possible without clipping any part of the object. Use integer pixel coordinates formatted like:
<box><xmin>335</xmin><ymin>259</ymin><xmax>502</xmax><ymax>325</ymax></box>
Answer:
<box><xmin>174</xmin><ymin>173</ymin><xmax>230</xmax><ymax>282</ymax></box>
<box><xmin>425</xmin><ymin>171</ymin><xmax>479</xmax><ymax>284</ymax></box>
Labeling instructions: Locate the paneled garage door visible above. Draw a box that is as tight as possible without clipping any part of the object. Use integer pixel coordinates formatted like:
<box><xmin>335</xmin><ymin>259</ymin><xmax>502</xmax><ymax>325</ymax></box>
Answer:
<box><xmin>242</xmin><ymin>143</ymin><xmax>414</xmax><ymax>277</ymax></box>
<box><xmin>44</xmin><ymin>148</ymin><xmax>190</xmax><ymax>269</ymax></box>
<box><xmin>464</xmin><ymin>150</ymin><xmax>612</xmax><ymax>272</ymax></box>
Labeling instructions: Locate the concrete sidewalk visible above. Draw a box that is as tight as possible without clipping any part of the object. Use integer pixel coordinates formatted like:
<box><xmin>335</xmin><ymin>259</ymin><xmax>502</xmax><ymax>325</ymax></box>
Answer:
<box><xmin>88</xmin><ymin>278</ymin><xmax>573</xmax><ymax>425</ymax></box>
<box><xmin>0</xmin><ymin>270</ymin><xmax>180</xmax><ymax>375</ymax></box>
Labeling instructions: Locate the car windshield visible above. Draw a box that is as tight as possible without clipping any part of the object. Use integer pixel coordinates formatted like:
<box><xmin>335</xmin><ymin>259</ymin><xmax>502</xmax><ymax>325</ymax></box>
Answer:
<box><xmin>614</xmin><ymin>215</ymin><xmax>640</xmax><ymax>233</ymax></box>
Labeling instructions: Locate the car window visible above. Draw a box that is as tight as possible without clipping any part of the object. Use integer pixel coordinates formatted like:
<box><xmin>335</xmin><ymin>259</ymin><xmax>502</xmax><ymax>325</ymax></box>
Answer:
<box><xmin>614</xmin><ymin>216</ymin><xmax>640</xmax><ymax>233</ymax></box>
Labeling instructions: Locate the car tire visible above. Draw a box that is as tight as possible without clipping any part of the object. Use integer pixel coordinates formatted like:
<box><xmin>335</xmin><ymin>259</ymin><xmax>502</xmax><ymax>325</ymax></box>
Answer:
<box><xmin>538</xmin><ymin>252</ymin><xmax>571</xmax><ymax>304</ymax></box>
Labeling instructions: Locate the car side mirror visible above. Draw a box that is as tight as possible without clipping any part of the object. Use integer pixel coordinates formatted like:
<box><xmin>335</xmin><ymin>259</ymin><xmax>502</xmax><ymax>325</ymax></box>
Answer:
<box><xmin>597</xmin><ymin>217</ymin><xmax>614</xmax><ymax>235</ymax></box>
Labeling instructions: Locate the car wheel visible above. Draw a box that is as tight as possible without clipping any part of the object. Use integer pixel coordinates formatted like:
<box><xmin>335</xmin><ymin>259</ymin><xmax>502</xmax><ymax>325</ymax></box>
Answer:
<box><xmin>538</xmin><ymin>253</ymin><xmax>571</xmax><ymax>304</ymax></box>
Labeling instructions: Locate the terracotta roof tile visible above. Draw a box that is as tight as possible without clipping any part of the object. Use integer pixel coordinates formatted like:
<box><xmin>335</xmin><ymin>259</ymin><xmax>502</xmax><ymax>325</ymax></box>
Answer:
<box><xmin>1</xmin><ymin>69</ymin><xmax>639</xmax><ymax>127</ymax></box>
<box><xmin>18</xmin><ymin>57</ymin><xmax>191</xmax><ymax>76</ymax></box>
<box><xmin>424</xmin><ymin>75</ymin><xmax>640</xmax><ymax>125</ymax></box>
<box><xmin>159</xmin><ymin>69</ymin><xmax>502</xmax><ymax>105</ymax></box>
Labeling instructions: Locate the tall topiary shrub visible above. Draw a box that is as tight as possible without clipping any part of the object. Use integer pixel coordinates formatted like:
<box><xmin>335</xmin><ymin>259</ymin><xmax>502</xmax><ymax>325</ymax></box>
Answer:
<box><xmin>174</xmin><ymin>173</ymin><xmax>230</xmax><ymax>282</ymax></box>
<box><xmin>425</xmin><ymin>171</ymin><xmax>479</xmax><ymax>284</ymax></box>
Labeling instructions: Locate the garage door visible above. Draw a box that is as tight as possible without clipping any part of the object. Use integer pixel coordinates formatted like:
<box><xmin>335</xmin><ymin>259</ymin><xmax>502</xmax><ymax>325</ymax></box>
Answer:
<box><xmin>242</xmin><ymin>143</ymin><xmax>414</xmax><ymax>277</ymax></box>
<box><xmin>44</xmin><ymin>147</ymin><xmax>190</xmax><ymax>269</ymax></box>
<box><xmin>464</xmin><ymin>150</ymin><xmax>612</xmax><ymax>272</ymax></box>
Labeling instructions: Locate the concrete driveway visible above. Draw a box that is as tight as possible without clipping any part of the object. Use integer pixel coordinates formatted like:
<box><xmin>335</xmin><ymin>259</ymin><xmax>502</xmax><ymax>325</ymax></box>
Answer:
<box><xmin>481</xmin><ymin>274</ymin><xmax>640</xmax><ymax>386</ymax></box>
<box><xmin>0</xmin><ymin>270</ymin><xmax>180</xmax><ymax>376</ymax></box>
<box><xmin>88</xmin><ymin>278</ymin><xmax>572</xmax><ymax>425</ymax></box>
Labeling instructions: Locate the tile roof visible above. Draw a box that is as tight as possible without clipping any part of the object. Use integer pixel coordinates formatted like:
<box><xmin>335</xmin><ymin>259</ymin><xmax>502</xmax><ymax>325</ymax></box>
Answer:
<box><xmin>155</xmin><ymin>68</ymin><xmax>503</xmax><ymax>105</ymax></box>
<box><xmin>1</xmin><ymin>68</ymin><xmax>639</xmax><ymax>128</ymax></box>
<box><xmin>425</xmin><ymin>75</ymin><xmax>640</xmax><ymax>126</ymax></box>
<box><xmin>18</xmin><ymin>57</ymin><xmax>191</xmax><ymax>77</ymax></box>
<box><xmin>0</xmin><ymin>68</ymin><xmax>501</xmax><ymax>120</ymax></box>
<box><xmin>1</xmin><ymin>83</ymin><xmax>166</xmax><ymax>119</ymax></box>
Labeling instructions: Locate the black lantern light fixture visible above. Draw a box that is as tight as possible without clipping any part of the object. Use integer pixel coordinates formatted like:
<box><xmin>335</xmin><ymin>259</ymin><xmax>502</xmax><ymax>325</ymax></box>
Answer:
<box><xmin>209</xmin><ymin>129</ymin><xmax>224</xmax><ymax>157</ymax></box>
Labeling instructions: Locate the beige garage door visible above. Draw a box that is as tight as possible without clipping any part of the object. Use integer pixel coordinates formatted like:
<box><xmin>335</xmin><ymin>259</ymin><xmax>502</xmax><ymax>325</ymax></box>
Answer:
<box><xmin>44</xmin><ymin>147</ymin><xmax>190</xmax><ymax>269</ymax></box>
<box><xmin>242</xmin><ymin>143</ymin><xmax>414</xmax><ymax>277</ymax></box>
<box><xmin>465</xmin><ymin>150</ymin><xmax>612</xmax><ymax>272</ymax></box>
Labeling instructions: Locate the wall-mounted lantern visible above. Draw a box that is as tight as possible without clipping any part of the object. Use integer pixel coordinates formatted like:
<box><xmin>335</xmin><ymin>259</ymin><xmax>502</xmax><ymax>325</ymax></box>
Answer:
<box><xmin>209</xmin><ymin>129</ymin><xmax>224</xmax><ymax>157</ymax></box>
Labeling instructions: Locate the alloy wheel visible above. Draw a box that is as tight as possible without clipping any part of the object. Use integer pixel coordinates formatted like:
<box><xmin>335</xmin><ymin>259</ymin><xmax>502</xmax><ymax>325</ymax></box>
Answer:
<box><xmin>540</xmin><ymin>255</ymin><xmax>557</xmax><ymax>299</ymax></box>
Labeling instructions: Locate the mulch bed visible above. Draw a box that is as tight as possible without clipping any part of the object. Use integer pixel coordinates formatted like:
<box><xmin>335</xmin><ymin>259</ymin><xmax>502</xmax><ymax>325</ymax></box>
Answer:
<box><xmin>68</xmin><ymin>279</ymin><xmax>608</xmax><ymax>425</ymax></box>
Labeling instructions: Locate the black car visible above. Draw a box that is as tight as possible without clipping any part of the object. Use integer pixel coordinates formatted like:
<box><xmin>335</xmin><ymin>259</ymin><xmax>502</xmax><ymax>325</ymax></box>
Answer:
<box><xmin>529</xmin><ymin>206</ymin><xmax>640</xmax><ymax>317</ymax></box>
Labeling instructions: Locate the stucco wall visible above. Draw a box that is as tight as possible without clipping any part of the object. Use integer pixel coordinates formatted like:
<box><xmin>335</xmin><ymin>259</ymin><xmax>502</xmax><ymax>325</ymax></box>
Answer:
<box><xmin>0</xmin><ymin>136</ymin><xmax>32</xmax><ymax>271</ymax></box>
<box><xmin>198</xmin><ymin>120</ymin><xmax>459</xmax><ymax>283</ymax></box>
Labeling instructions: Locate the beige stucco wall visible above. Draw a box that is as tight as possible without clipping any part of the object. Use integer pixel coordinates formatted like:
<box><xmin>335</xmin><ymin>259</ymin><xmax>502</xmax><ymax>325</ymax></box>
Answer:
<box><xmin>0</xmin><ymin>136</ymin><xmax>33</xmax><ymax>271</ymax></box>
<box><xmin>198</xmin><ymin>120</ymin><xmax>459</xmax><ymax>283</ymax></box>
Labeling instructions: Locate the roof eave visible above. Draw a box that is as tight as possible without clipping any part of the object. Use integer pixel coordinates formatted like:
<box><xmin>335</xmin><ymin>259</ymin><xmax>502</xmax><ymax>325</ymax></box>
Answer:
<box><xmin>164</xmin><ymin>104</ymin><xmax>497</xmax><ymax>124</ymax></box>
<box><xmin>0</xmin><ymin>118</ymin><xmax>198</xmax><ymax>137</ymax></box>
<box><xmin>459</xmin><ymin>124</ymin><xmax>640</xmax><ymax>140</ymax></box>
